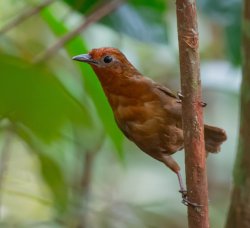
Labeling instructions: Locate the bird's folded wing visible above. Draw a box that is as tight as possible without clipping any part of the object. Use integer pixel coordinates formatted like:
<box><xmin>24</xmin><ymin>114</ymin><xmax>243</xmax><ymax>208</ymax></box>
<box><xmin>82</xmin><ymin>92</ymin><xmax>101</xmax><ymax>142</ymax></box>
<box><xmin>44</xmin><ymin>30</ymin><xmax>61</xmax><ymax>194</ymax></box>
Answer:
<box><xmin>152</xmin><ymin>82</ymin><xmax>182</xmax><ymax>119</ymax></box>
<box><xmin>154</xmin><ymin>83</ymin><xmax>178</xmax><ymax>100</ymax></box>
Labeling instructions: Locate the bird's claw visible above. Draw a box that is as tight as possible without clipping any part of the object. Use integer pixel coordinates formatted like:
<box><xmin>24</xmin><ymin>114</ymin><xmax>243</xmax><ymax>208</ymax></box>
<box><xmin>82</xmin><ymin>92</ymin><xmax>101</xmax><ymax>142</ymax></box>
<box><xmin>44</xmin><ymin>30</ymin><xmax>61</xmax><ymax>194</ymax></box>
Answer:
<box><xmin>176</xmin><ymin>92</ymin><xmax>183</xmax><ymax>104</ymax></box>
<box><xmin>200</xmin><ymin>101</ymin><xmax>207</xmax><ymax>107</ymax></box>
<box><xmin>182</xmin><ymin>197</ymin><xmax>202</xmax><ymax>207</ymax></box>
<box><xmin>176</xmin><ymin>91</ymin><xmax>207</xmax><ymax>108</ymax></box>
<box><xmin>177</xmin><ymin>91</ymin><xmax>184</xmax><ymax>103</ymax></box>
<box><xmin>179</xmin><ymin>190</ymin><xmax>202</xmax><ymax>208</ymax></box>
<box><xmin>179</xmin><ymin>189</ymin><xmax>187</xmax><ymax>196</ymax></box>
<box><xmin>177</xmin><ymin>91</ymin><xmax>184</xmax><ymax>99</ymax></box>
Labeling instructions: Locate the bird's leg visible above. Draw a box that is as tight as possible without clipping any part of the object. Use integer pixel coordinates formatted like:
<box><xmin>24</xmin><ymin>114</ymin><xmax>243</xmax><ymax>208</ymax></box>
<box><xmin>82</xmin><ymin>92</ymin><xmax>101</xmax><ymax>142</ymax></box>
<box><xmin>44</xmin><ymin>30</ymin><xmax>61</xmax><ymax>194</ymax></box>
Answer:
<box><xmin>177</xmin><ymin>171</ymin><xmax>202</xmax><ymax>207</ymax></box>
<box><xmin>161</xmin><ymin>156</ymin><xmax>202</xmax><ymax>207</ymax></box>
<box><xmin>176</xmin><ymin>91</ymin><xmax>207</xmax><ymax>107</ymax></box>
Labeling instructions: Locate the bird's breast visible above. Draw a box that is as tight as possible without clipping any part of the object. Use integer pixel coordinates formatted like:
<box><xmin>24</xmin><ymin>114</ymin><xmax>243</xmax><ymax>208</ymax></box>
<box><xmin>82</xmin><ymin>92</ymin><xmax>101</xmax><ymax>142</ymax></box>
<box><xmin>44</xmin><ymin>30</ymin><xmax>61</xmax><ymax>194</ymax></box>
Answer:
<box><xmin>112</xmin><ymin>96</ymin><xmax>165</xmax><ymax>138</ymax></box>
<box><xmin>109</xmin><ymin>93</ymin><xmax>184</xmax><ymax>155</ymax></box>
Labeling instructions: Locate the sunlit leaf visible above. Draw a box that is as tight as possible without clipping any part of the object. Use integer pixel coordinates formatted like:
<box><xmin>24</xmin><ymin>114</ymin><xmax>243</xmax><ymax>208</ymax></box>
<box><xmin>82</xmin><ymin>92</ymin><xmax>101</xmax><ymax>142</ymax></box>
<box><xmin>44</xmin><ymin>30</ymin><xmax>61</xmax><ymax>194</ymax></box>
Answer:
<box><xmin>41</xmin><ymin>8</ymin><xmax>124</xmax><ymax>158</ymax></box>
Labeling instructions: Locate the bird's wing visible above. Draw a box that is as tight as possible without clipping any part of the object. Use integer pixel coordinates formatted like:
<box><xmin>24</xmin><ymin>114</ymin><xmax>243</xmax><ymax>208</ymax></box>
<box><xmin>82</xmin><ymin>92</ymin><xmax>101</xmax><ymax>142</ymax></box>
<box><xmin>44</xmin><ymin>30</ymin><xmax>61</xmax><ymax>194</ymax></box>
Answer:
<box><xmin>154</xmin><ymin>83</ymin><xmax>179</xmax><ymax>100</ymax></box>
<box><xmin>143</xmin><ymin>77</ymin><xmax>179</xmax><ymax>100</ymax></box>
<box><xmin>151</xmin><ymin>82</ymin><xmax>182</xmax><ymax>119</ymax></box>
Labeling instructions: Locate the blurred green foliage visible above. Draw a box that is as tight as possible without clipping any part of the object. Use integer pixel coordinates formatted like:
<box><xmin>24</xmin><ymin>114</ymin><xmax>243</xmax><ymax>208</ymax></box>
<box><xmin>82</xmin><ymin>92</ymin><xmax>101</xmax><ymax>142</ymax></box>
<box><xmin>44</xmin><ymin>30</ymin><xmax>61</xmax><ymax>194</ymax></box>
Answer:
<box><xmin>41</xmin><ymin>7</ymin><xmax>124</xmax><ymax>157</ymax></box>
<box><xmin>62</xmin><ymin>0</ymin><xmax>241</xmax><ymax>63</ymax></box>
<box><xmin>0</xmin><ymin>54</ymin><xmax>91</xmax><ymax>141</ymax></box>
<box><xmin>0</xmin><ymin>0</ymin><xmax>241</xmax><ymax>227</ymax></box>
<box><xmin>63</xmin><ymin>0</ymin><xmax>169</xmax><ymax>43</ymax></box>
<box><xmin>198</xmin><ymin>0</ymin><xmax>241</xmax><ymax>65</ymax></box>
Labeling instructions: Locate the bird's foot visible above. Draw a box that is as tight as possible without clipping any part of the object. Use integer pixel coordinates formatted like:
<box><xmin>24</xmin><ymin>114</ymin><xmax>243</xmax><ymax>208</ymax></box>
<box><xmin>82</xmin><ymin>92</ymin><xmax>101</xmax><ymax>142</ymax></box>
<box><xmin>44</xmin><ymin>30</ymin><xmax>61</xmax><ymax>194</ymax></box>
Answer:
<box><xmin>177</xmin><ymin>91</ymin><xmax>183</xmax><ymax>103</ymax></box>
<box><xmin>179</xmin><ymin>190</ymin><xmax>202</xmax><ymax>207</ymax></box>
<box><xmin>199</xmin><ymin>101</ymin><xmax>207</xmax><ymax>107</ymax></box>
<box><xmin>176</xmin><ymin>91</ymin><xmax>207</xmax><ymax>107</ymax></box>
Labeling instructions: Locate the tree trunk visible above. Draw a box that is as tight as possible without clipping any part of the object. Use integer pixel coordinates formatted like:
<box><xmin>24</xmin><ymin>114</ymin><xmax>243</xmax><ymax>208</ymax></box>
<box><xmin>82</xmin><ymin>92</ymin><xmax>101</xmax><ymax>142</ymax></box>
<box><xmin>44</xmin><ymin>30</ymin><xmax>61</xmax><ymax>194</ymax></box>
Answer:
<box><xmin>225</xmin><ymin>1</ymin><xmax>250</xmax><ymax>227</ymax></box>
<box><xmin>176</xmin><ymin>0</ymin><xmax>209</xmax><ymax>227</ymax></box>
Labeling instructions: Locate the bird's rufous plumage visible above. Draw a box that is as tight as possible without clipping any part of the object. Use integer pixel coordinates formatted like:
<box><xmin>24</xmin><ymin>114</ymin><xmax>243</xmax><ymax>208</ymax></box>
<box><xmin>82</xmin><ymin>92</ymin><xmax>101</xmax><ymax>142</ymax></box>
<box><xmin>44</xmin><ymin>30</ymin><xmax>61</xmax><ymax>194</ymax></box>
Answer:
<box><xmin>72</xmin><ymin>47</ymin><xmax>227</xmax><ymax>205</ymax></box>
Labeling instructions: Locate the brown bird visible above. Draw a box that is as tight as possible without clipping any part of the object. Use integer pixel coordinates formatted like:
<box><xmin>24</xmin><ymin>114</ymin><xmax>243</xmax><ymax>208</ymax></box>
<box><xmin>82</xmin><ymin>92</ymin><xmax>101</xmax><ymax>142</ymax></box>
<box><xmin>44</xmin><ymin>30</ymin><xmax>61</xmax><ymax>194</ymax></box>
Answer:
<box><xmin>72</xmin><ymin>47</ymin><xmax>227</xmax><ymax>205</ymax></box>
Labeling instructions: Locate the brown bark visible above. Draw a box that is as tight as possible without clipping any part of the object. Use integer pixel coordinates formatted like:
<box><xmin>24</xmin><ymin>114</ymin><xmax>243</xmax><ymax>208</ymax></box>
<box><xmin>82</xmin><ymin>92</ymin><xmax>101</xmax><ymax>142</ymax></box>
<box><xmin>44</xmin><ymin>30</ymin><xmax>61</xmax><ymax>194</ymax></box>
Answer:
<box><xmin>225</xmin><ymin>1</ymin><xmax>250</xmax><ymax>227</ymax></box>
<box><xmin>176</xmin><ymin>0</ymin><xmax>209</xmax><ymax>227</ymax></box>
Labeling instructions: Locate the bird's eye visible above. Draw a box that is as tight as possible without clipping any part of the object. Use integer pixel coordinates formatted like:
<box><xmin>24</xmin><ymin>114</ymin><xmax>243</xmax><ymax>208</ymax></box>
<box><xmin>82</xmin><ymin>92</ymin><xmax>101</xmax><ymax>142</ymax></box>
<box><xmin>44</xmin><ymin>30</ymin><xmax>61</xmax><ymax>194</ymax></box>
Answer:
<box><xmin>103</xmin><ymin>56</ymin><xmax>113</xmax><ymax>63</ymax></box>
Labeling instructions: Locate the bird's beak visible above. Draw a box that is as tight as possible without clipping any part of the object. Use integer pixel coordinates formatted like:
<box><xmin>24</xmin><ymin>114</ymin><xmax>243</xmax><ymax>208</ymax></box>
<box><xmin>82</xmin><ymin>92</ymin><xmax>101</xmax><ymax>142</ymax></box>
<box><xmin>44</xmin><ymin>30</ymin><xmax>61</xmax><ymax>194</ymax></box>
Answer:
<box><xmin>72</xmin><ymin>54</ymin><xmax>97</xmax><ymax>64</ymax></box>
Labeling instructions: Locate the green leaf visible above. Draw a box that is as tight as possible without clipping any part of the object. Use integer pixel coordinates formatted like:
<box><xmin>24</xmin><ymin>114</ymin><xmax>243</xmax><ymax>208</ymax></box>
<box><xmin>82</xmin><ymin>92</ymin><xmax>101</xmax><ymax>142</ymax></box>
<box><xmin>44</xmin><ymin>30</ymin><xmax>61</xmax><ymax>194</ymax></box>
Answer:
<box><xmin>62</xmin><ymin>0</ymin><xmax>167</xmax><ymax>13</ymax></box>
<box><xmin>41</xmin><ymin>8</ymin><xmax>124</xmax><ymax>158</ymax></box>
<box><xmin>198</xmin><ymin>0</ymin><xmax>241</xmax><ymax>65</ymax></box>
<box><xmin>0</xmin><ymin>54</ymin><xmax>92</xmax><ymax>142</ymax></box>
<box><xmin>62</xmin><ymin>0</ymin><xmax>168</xmax><ymax>43</ymax></box>
<box><xmin>62</xmin><ymin>0</ymin><xmax>98</xmax><ymax>13</ymax></box>
<box><xmin>224</xmin><ymin>17</ymin><xmax>241</xmax><ymax>66</ymax></box>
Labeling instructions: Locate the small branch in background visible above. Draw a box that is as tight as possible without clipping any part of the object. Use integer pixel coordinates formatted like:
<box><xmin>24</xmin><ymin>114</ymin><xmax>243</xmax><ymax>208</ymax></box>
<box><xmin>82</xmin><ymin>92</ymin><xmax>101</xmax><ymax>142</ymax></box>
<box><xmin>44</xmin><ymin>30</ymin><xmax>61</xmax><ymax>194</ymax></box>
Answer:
<box><xmin>33</xmin><ymin>0</ymin><xmax>125</xmax><ymax>63</ymax></box>
<box><xmin>75</xmin><ymin>134</ymin><xmax>105</xmax><ymax>228</ymax></box>
<box><xmin>76</xmin><ymin>153</ymin><xmax>95</xmax><ymax>228</ymax></box>
<box><xmin>0</xmin><ymin>0</ymin><xmax>56</xmax><ymax>35</ymax></box>
<box><xmin>176</xmin><ymin>0</ymin><xmax>209</xmax><ymax>227</ymax></box>
<box><xmin>225</xmin><ymin>0</ymin><xmax>250</xmax><ymax>227</ymax></box>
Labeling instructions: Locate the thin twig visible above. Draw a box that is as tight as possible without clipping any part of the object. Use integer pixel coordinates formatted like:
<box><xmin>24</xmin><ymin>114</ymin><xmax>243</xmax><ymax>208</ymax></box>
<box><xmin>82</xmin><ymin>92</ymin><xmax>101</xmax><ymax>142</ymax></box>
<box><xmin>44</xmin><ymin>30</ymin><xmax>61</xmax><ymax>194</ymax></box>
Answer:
<box><xmin>33</xmin><ymin>0</ymin><xmax>125</xmax><ymax>63</ymax></box>
<box><xmin>75</xmin><ymin>133</ymin><xmax>105</xmax><ymax>228</ymax></box>
<box><xmin>0</xmin><ymin>0</ymin><xmax>56</xmax><ymax>35</ymax></box>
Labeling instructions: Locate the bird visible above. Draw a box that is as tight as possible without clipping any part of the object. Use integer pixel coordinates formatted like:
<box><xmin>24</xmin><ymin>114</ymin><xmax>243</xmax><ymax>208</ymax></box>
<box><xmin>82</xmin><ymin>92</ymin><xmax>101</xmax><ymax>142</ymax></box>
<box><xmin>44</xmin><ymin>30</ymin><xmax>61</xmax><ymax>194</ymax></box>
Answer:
<box><xmin>72</xmin><ymin>47</ymin><xmax>227</xmax><ymax>206</ymax></box>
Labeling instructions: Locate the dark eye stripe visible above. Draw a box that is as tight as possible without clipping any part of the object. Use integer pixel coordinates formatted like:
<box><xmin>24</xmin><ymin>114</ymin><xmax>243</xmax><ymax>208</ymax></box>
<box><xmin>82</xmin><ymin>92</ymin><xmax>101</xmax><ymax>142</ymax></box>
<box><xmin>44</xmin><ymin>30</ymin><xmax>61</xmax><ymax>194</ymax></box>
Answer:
<box><xmin>103</xmin><ymin>56</ymin><xmax>113</xmax><ymax>63</ymax></box>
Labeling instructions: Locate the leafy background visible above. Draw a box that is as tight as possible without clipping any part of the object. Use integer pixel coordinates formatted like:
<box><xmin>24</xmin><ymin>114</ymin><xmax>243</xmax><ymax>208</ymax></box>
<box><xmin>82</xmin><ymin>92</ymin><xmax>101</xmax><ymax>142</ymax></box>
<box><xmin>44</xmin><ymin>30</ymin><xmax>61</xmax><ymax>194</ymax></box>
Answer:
<box><xmin>0</xmin><ymin>0</ymin><xmax>241</xmax><ymax>227</ymax></box>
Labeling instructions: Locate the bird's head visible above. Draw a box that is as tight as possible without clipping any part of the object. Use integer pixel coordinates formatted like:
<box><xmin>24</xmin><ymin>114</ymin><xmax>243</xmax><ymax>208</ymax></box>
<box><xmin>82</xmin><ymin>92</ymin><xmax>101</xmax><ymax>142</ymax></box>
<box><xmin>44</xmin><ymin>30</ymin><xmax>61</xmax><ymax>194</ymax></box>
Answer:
<box><xmin>72</xmin><ymin>47</ymin><xmax>139</xmax><ymax>79</ymax></box>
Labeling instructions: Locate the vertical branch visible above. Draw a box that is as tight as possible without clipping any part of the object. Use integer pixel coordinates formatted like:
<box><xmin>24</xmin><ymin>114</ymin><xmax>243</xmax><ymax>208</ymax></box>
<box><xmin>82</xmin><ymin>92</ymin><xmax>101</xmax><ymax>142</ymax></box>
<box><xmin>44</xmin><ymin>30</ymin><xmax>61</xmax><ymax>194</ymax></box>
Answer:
<box><xmin>76</xmin><ymin>152</ymin><xmax>96</xmax><ymax>228</ymax></box>
<box><xmin>225</xmin><ymin>0</ymin><xmax>250</xmax><ymax>227</ymax></box>
<box><xmin>75</xmin><ymin>134</ymin><xmax>105</xmax><ymax>228</ymax></box>
<box><xmin>176</xmin><ymin>0</ymin><xmax>209</xmax><ymax>227</ymax></box>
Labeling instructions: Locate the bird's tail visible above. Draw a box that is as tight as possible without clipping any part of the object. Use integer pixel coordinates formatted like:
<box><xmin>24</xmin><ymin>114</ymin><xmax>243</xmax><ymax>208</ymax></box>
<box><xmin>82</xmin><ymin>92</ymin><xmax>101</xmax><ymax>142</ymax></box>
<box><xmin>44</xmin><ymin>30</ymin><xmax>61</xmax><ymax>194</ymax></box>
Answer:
<box><xmin>204</xmin><ymin>124</ymin><xmax>227</xmax><ymax>153</ymax></box>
